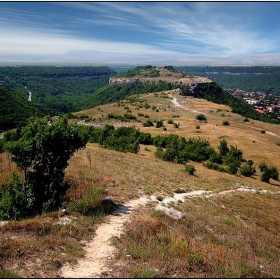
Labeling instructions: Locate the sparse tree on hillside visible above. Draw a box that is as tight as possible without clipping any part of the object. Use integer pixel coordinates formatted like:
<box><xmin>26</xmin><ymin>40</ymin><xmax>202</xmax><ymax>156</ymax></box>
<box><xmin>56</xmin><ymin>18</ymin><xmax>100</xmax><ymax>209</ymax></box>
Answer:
<box><xmin>2</xmin><ymin>117</ymin><xmax>86</xmax><ymax>218</ymax></box>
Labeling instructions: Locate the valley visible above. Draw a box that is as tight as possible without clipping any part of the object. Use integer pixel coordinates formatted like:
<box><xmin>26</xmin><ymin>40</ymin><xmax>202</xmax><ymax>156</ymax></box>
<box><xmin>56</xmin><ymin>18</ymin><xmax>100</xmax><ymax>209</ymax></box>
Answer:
<box><xmin>0</xmin><ymin>66</ymin><xmax>280</xmax><ymax>278</ymax></box>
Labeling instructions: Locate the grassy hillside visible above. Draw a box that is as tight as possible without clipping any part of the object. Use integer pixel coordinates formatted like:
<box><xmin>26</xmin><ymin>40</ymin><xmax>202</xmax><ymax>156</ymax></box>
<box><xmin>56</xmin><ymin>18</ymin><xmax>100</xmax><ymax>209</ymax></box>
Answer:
<box><xmin>0</xmin><ymin>69</ymin><xmax>280</xmax><ymax>278</ymax></box>
<box><xmin>198</xmin><ymin>82</ymin><xmax>280</xmax><ymax>124</ymax></box>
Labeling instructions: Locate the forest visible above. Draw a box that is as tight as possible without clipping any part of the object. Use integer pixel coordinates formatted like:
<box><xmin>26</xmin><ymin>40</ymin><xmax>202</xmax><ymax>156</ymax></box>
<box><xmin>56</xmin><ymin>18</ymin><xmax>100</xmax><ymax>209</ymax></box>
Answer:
<box><xmin>0</xmin><ymin>66</ymin><xmax>117</xmax><ymax>115</ymax></box>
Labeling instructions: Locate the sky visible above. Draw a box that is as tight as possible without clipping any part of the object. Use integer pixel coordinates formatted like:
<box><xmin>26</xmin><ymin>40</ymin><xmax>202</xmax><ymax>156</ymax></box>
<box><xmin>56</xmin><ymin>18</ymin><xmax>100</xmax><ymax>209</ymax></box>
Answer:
<box><xmin>1</xmin><ymin>1</ymin><xmax>280</xmax><ymax>66</ymax></box>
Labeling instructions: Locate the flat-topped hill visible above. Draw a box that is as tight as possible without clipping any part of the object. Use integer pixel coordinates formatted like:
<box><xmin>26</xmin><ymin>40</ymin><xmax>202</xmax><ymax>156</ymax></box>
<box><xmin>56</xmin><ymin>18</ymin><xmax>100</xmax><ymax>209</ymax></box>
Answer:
<box><xmin>109</xmin><ymin>65</ymin><xmax>212</xmax><ymax>85</ymax></box>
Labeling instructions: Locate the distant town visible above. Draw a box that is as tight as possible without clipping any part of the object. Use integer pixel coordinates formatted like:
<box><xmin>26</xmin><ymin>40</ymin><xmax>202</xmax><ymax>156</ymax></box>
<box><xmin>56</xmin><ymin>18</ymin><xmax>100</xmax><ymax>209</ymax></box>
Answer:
<box><xmin>227</xmin><ymin>88</ymin><xmax>280</xmax><ymax>119</ymax></box>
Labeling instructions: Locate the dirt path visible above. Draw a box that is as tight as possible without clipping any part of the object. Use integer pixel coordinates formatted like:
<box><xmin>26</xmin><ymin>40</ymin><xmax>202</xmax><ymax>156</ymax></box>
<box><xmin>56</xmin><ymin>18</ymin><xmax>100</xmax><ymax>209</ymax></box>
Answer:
<box><xmin>59</xmin><ymin>185</ymin><xmax>280</xmax><ymax>278</ymax></box>
<box><xmin>60</xmin><ymin>196</ymin><xmax>155</xmax><ymax>278</ymax></box>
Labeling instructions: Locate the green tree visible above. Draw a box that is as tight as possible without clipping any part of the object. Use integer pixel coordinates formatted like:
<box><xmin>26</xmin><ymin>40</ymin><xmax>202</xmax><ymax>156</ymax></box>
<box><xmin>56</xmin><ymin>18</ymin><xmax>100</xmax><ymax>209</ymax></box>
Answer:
<box><xmin>269</xmin><ymin>166</ymin><xmax>279</xmax><ymax>181</ymax></box>
<box><xmin>259</xmin><ymin>163</ymin><xmax>271</xmax><ymax>183</ymax></box>
<box><xmin>3</xmin><ymin>116</ymin><xmax>87</xmax><ymax>217</ymax></box>
<box><xmin>218</xmin><ymin>139</ymin><xmax>229</xmax><ymax>156</ymax></box>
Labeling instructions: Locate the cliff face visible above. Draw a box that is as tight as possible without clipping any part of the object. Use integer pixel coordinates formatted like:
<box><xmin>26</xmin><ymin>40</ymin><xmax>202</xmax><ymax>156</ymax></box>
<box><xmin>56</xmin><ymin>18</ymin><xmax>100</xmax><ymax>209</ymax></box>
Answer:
<box><xmin>109</xmin><ymin>66</ymin><xmax>212</xmax><ymax>97</ymax></box>
<box><xmin>109</xmin><ymin>76</ymin><xmax>212</xmax><ymax>86</ymax></box>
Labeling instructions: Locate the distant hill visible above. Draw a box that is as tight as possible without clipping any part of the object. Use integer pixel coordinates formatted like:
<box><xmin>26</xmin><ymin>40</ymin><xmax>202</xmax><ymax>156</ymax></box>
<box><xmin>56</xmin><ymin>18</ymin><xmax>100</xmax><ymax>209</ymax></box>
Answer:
<box><xmin>81</xmin><ymin>65</ymin><xmax>280</xmax><ymax>124</ymax></box>
<box><xmin>80</xmin><ymin>66</ymin><xmax>212</xmax><ymax>108</ymax></box>
<box><xmin>198</xmin><ymin>82</ymin><xmax>280</xmax><ymax>124</ymax></box>
<box><xmin>0</xmin><ymin>85</ymin><xmax>42</xmax><ymax>131</ymax></box>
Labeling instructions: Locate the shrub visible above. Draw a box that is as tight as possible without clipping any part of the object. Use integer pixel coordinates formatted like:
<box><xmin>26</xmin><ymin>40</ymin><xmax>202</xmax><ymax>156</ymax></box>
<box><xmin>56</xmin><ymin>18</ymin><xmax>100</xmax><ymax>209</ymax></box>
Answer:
<box><xmin>156</xmin><ymin>120</ymin><xmax>164</xmax><ymax>128</ymax></box>
<box><xmin>222</xmin><ymin>120</ymin><xmax>230</xmax><ymax>126</ymax></box>
<box><xmin>185</xmin><ymin>164</ymin><xmax>196</xmax><ymax>175</ymax></box>
<box><xmin>259</xmin><ymin>162</ymin><xmax>272</xmax><ymax>183</ymax></box>
<box><xmin>224</xmin><ymin>146</ymin><xmax>243</xmax><ymax>167</ymax></box>
<box><xmin>196</xmin><ymin>114</ymin><xmax>207</xmax><ymax>121</ymax></box>
<box><xmin>218</xmin><ymin>139</ymin><xmax>229</xmax><ymax>156</ymax></box>
<box><xmin>239</xmin><ymin>161</ymin><xmax>256</xmax><ymax>177</ymax></box>
<box><xmin>204</xmin><ymin>161</ymin><xmax>227</xmax><ymax>173</ymax></box>
<box><xmin>270</xmin><ymin>166</ymin><xmax>279</xmax><ymax>180</ymax></box>
<box><xmin>143</xmin><ymin>119</ymin><xmax>154</xmax><ymax>127</ymax></box>
<box><xmin>227</xmin><ymin>163</ymin><xmax>239</xmax><ymax>175</ymax></box>
<box><xmin>0</xmin><ymin>173</ymin><xmax>30</xmax><ymax>220</ymax></box>
<box><xmin>209</xmin><ymin>152</ymin><xmax>223</xmax><ymax>164</ymax></box>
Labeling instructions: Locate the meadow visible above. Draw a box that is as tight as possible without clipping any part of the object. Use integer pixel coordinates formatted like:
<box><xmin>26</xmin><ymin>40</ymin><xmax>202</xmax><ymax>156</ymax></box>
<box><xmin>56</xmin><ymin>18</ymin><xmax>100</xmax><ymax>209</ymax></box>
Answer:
<box><xmin>0</xmin><ymin>89</ymin><xmax>280</xmax><ymax>277</ymax></box>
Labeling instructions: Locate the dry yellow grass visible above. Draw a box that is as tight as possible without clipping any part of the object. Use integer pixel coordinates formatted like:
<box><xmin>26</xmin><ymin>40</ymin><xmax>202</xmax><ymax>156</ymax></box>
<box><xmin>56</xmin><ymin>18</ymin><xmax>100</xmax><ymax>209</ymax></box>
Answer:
<box><xmin>1</xmin><ymin>90</ymin><xmax>280</xmax><ymax>277</ymax></box>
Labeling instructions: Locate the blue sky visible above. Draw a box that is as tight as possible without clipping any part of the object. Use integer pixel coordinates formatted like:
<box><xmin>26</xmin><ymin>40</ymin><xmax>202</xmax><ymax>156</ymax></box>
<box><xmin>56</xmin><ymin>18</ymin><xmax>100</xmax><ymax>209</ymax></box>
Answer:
<box><xmin>1</xmin><ymin>1</ymin><xmax>280</xmax><ymax>65</ymax></box>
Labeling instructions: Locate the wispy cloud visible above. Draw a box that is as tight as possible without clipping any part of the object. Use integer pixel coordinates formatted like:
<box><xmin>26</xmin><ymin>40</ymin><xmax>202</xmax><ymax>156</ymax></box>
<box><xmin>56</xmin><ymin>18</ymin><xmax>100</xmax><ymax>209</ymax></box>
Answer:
<box><xmin>1</xmin><ymin>2</ymin><xmax>280</xmax><ymax>65</ymax></box>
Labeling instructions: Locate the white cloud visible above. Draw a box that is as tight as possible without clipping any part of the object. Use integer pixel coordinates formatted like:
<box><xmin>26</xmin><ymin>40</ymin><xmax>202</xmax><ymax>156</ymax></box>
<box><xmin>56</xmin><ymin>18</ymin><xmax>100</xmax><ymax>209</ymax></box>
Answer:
<box><xmin>0</xmin><ymin>26</ymin><xmax>177</xmax><ymax>56</ymax></box>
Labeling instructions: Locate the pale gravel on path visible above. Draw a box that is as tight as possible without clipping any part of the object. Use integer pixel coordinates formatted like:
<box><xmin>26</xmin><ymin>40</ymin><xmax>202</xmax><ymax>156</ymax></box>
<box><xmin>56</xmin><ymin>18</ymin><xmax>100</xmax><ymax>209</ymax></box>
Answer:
<box><xmin>60</xmin><ymin>187</ymin><xmax>280</xmax><ymax>278</ymax></box>
<box><xmin>60</xmin><ymin>196</ymin><xmax>155</xmax><ymax>278</ymax></box>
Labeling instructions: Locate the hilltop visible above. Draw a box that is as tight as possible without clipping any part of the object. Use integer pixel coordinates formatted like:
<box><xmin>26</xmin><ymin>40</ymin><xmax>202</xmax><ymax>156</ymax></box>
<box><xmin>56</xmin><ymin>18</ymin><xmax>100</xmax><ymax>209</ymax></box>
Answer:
<box><xmin>110</xmin><ymin>65</ymin><xmax>212</xmax><ymax>85</ymax></box>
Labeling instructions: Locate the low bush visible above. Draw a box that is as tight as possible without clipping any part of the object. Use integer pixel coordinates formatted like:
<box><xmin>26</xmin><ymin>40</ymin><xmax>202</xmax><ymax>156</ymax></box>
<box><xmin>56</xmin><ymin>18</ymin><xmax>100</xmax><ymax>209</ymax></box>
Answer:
<box><xmin>143</xmin><ymin>119</ymin><xmax>154</xmax><ymax>127</ymax></box>
<box><xmin>195</xmin><ymin>114</ymin><xmax>207</xmax><ymax>121</ymax></box>
<box><xmin>185</xmin><ymin>164</ymin><xmax>196</xmax><ymax>175</ymax></box>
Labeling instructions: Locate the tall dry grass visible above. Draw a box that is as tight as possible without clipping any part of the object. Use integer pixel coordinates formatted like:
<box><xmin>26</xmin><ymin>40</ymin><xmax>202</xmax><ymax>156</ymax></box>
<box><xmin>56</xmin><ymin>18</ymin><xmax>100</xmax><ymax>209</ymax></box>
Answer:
<box><xmin>109</xmin><ymin>192</ymin><xmax>280</xmax><ymax>278</ymax></box>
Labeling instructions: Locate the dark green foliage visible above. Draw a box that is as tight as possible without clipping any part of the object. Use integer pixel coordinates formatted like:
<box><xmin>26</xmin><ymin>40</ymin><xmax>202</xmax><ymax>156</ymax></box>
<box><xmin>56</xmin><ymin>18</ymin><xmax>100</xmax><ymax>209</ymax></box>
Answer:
<box><xmin>0</xmin><ymin>66</ymin><xmax>116</xmax><ymax>116</ymax></box>
<box><xmin>224</xmin><ymin>146</ymin><xmax>243</xmax><ymax>167</ymax></box>
<box><xmin>218</xmin><ymin>139</ymin><xmax>229</xmax><ymax>156</ymax></box>
<box><xmin>82</xmin><ymin>81</ymin><xmax>177</xmax><ymax>110</ymax></box>
<box><xmin>259</xmin><ymin>163</ymin><xmax>271</xmax><ymax>183</ymax></box>
<box><xmin>259</xmin><ymin>163</ymin><xmax>279</xmax><ymax>183</ymax></box>
<box><xmin>204</xmin><ymin>162</ymin><xmax>227</xmax><ymax>173</ymax></box>
<box><xmin>209</xmin><ymin>152</ymin><xmax>223</xmax><ymax>164</ymax></box>
<box><xmin>227</xmin><ymin>163</ymin><xmax>239</xmax><ymax>175</ymax></box>
<box><xmin>115</xmin><ymin>65</ymin><xmax>159</xmax><ymax>78</ymax></box>
<box><xmin>222</xmin><ymin>120</ymin><xmax>230</xmax><ymax>126</ymax></box>
<box><xmin>163</xmin><ymin>66</ymin><xmax>179</xmax><ymax>73</ymax></box>
<box><xmin>195</xmin><ymin>114</ymin><xmax>207</xmax><ymax>121</ymax></box>
<box><xmin>156</xmin><ymin>120</ymin><xmax>164</xmax><ymax>128</ymax></box>
<box><xmin>176</xmin><ymin>66</ymin><xmax>280</xmax><ymax>96</ymax></box>
<box><xmin>197</xmin><ymin>82</ymin><xmax>280</xmax><ymax>124</ymax></box>
<box><xmin>0</xmin><ymin>85</ymin><xmax>42</xmax><ymax>131</ymax></box>
<box><xmin>84</xmin><ymin>125</ymin><xmax>151</xmax><ymax>153</ymax></box>
<box><xmin>143</xmin><ymin>119</ymin><xmax>154</xmax><ymax>127</ymax></box>
<box><xmin>185</xmin><ymin>164</ymin><xmax>196</xmax><ymax>175</ymax></box>
<box><xmin>0</xmin><ymin>173</ymin><xmax>28</xmax><ymax>220</ymax></box>
<box><xmin>269</xmin><ymin>166</ymin><xmax>279</xmax><ymax>180</ymax></box>
<box><xmin>2</xmin><ymin>117</ymin><xmax>86</xmax><ymax>219</ymax></box>
<box><xmin>0</xmin><ymin>139</ymin><xmax>5</xmax><ymax>153</ymax></box>
<box><xmin>100</xmin><ymin>126</ymin><xmax>140</xmax><ymax>153</ymax></box>
<box><xmin>239</xmin><ymin>161</ymin><xmax>256</xmax><ymax>177</ymax></box>
<box><xmin>153</xmin><ymin>134</ymin><xmax>216</xmax><ymax>164</ymax></box>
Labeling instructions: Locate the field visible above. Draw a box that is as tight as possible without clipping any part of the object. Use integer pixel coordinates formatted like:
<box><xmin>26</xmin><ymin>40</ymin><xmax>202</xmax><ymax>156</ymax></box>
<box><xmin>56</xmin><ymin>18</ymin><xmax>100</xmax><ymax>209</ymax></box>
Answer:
<box><xmin>0</xmin><ymin>90</ymin><xmax>280</xmax><ymax>278</ymax></box>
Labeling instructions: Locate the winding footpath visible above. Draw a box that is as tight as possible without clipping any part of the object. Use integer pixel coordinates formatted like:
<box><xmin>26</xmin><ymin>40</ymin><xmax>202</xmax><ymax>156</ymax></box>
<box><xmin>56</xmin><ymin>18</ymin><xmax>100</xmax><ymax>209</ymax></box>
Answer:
<box><xmin>59</xmin><ymin>185</ymin><xmax>280</xmax><ymax>278</ymax></box>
